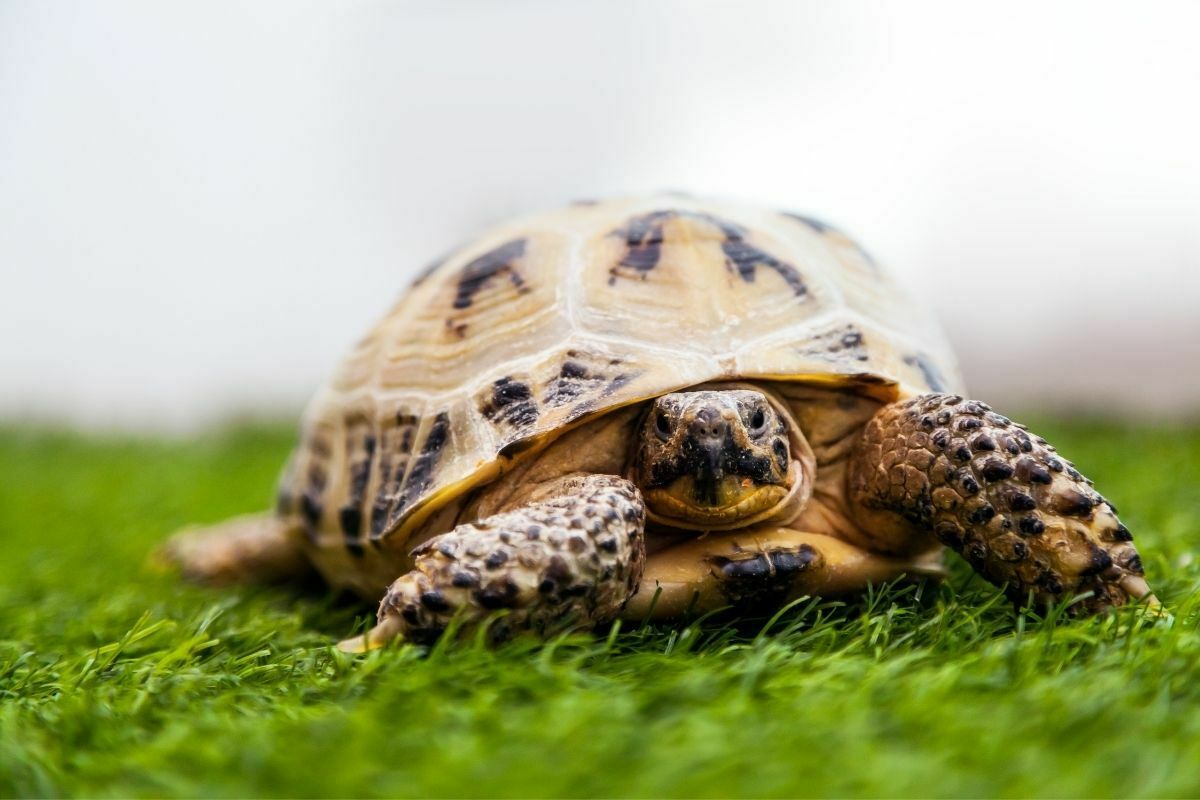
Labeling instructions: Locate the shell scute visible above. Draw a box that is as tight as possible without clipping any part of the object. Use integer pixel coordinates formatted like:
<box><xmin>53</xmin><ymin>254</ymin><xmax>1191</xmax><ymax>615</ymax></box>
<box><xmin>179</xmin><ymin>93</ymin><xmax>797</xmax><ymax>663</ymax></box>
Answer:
<box><xmin>282</xmin><ymin>196</ymin><xmax>963</xmax><ymax>552</ymax></box>
<box><xmin>367</xmin><ymin>408</ymin><xmax>420</xmax><ymax>539</ymax></box>
<box><xmin>451</xmin><ymin>238</ymin><xmax>529</xmax><ymax>310</ymax></box>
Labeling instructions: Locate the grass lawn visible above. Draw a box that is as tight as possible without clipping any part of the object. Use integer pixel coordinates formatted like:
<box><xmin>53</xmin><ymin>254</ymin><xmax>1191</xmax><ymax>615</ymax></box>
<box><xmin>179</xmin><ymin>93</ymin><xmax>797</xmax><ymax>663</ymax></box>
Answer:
<box><xmin>1</xmin><ymin>418</ymin><xmax>1199</xmax><ymax>798</ymax></box>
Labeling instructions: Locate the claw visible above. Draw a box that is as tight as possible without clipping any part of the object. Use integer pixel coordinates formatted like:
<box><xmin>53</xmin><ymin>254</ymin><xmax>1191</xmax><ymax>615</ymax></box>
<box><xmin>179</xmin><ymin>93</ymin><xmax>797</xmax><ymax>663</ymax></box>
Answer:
<box><xmin>1118</xmin><ymin>573</ymin><xmax>1156</xmax><ymax>609</ymax></box>
<box><xmin>1119</xmin><ymin>573</ymin><xmax>1156</xmax><ymax>606</ymax></box>
<box><xmin>336</xmin><ymin>614</ymin><xmax>405</xmax><ymax>653</ymax></box>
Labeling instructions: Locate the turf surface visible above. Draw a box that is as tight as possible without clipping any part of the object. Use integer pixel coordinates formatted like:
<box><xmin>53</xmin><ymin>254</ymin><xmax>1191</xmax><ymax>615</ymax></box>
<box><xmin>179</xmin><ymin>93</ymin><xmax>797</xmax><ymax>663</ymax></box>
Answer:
<box><xmin>1</xmin><ymin>419</ymin><xmax>1198</xmax><ymax>798</ymax></box>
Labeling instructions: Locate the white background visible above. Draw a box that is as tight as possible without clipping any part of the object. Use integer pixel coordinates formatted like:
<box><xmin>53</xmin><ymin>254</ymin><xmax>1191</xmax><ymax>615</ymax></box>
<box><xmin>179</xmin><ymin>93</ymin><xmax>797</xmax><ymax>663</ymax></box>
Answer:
<box><xmin>2</xmin><ymin>0</ymin><xmax>1198</xmax><ymax>430</ymax></box>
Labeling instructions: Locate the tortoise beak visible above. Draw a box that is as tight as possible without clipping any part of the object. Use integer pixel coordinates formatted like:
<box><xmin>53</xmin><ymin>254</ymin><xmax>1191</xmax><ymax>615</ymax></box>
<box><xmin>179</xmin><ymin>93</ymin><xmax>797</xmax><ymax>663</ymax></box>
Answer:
<box><xmin>686</xmin><ymin>408</ymin><xmax>730</xmax><ymax>506</ymax></box>
<box><xmin>692</xmin><ymin>441</ymin><xmax>724</xmax><ymax>505</ymax></box>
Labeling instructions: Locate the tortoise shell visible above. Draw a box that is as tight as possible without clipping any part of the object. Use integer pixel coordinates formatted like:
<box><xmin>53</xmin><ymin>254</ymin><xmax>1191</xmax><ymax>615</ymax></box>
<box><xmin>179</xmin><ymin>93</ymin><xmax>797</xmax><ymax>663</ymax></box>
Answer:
<box><xmin>277</xmin><ymin>196</ymin><xmax>963</xmax><ymax>555</ymax></box>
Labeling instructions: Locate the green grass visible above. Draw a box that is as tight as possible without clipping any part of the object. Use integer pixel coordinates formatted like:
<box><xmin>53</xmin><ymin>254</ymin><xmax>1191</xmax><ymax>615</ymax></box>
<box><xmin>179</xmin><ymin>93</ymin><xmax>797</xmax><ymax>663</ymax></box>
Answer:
<box><xmin>1</xmin><ymin>418</ymin><xmax>1199</xmax><ymax>798</ymax></box>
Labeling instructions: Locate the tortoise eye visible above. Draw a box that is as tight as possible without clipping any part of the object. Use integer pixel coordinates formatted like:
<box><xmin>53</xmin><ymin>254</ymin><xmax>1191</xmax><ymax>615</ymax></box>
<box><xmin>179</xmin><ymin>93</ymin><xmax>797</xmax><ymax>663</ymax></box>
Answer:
<box><xmin>655</xmin><ymin>411</ymin><xmax>673</xmax><ymax>440</ymax></box>
<box><xmin>748</xmin><ymin>408</ymin><xmax>767</xmax><ymax>436</ymax></box>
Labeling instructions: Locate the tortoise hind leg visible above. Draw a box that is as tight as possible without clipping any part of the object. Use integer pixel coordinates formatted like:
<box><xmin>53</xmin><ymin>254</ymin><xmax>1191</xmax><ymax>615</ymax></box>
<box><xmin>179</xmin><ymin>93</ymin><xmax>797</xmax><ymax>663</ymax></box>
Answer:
<box><xmin>847</xmin><ymin>393</ymin><xmax>1155</xmax><ymax>613</ymax></box>
<box><xmin>158</xmin><ymin>512</ymin><xmax>314</xmax><ymax>586</ymax></box>
<box><xmin>339</xmin><ymin>474</ymin><xmax>646</xmax><ymax>651</ymax></box>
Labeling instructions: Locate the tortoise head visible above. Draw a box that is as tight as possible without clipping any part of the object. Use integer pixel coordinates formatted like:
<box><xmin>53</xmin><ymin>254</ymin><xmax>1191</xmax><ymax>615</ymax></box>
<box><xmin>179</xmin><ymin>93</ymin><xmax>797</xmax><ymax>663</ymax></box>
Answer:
<box><xmin>632</xmin><ymin>389</ymin><xmax>800</xmax><ymax>529</ymax></box>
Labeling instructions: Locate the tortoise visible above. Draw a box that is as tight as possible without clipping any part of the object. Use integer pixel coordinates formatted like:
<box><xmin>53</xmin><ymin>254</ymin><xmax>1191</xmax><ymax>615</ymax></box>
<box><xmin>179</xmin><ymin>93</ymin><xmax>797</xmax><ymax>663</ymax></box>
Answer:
<box><xmin>164</xmin><ymin>195</ymin><xmax>1155</xmax><ymax>650</ymax></box>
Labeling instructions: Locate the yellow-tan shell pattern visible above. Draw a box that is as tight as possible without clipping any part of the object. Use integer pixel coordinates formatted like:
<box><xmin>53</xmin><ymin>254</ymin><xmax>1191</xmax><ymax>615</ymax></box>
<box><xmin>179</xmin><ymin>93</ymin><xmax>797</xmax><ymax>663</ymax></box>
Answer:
<box><xmin>276</xmin><ymin>196</ymin><xmax>964</xmax><ymax>557</ymax></box>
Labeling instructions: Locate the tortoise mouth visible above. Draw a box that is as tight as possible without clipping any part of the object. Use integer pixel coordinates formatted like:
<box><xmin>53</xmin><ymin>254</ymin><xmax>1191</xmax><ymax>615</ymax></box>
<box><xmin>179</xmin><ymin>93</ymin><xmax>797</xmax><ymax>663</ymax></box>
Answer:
<box><xmin>644</xmin><ymin>476</ymin><xmax>788</xmax><ymax>527</ymax></box>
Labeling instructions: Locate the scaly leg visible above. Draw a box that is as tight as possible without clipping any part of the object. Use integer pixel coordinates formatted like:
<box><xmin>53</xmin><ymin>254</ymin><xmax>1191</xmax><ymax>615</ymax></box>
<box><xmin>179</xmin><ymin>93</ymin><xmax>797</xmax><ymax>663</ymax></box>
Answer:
<box><xmin>622</xmin><ymin>528</ymin><xmax>945</xmax><ymax>620</ymax></box>
<box><xmin>847</xmin><ymin>394</ymin><xmax>1154</xmax><ymax>613</ymax></box>
<box><xmin>158</xmin><ymin>512</ymin><xmax>313</xmax><ymax>585</ymax></box>
<box><xmin>339</xmin><ymin>474</ymin><xmax>645</xmax><ymax>651</ymax></box>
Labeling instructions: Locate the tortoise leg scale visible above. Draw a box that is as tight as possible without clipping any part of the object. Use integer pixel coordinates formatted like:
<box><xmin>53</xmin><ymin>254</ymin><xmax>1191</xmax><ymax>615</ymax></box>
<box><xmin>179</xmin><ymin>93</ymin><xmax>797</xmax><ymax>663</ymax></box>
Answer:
<box><xmin>338</xmin><ymin>474</ymin><xmax>646</xmax><ymax>650</ymax></box>
<box><xmin>847</xmin><ymin>393</ymin><xmax>1154</xmax><ymax>613</ymax></box>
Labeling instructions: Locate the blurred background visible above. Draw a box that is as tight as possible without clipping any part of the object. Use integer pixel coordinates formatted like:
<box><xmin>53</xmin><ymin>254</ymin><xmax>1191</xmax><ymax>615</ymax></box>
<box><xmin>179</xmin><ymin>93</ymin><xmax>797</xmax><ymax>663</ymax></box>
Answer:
<box><xmin>2</xmin><ymin>0</ymin><xmax>1197</xmax><ymax>431</ymax></box>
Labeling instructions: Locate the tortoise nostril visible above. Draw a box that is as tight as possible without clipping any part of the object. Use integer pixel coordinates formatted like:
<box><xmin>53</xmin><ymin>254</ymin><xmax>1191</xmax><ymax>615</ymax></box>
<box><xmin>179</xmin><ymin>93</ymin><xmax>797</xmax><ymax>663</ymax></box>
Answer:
<box><xmin>689</xmin><ymin>408</ymin><xmax>728</xmax><ymax>442</ymax></box>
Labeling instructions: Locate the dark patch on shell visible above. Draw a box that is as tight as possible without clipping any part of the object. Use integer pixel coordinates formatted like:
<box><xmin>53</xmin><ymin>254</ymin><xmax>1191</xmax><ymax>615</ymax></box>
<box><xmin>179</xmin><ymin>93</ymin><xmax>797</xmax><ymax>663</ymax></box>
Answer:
<box><xmin>369</xmin><ymin>414</ymin><xmax>418</xmax><ymax>538</ymax></box>
<box><xmin>544</xmin><ymin>355</ymin><xmax>606</xmax><ymax>407</ymax></box>
<box><xmin>299</xmin><ymin>453</ymin><xmax>327</xmax><ymax>544</ymax></box>
<box><xmin>299</xmin><ymin>489</ymin><xmax>323</xmax><ymax>543</ymax></box>
<box><xmin>542</xmin><ymin>351</ymin><xmax>641</xmax><ymax>423</ymax></box>
<box><xmin>300</xmin><ymin>465</ymin><xmax>326</xmax><ymax>523</ymax></box>
<box><xmin>453</xmin><ymin>239</ymin><xmax>528</xmax><ymax>310</ymax></box>
<box><xmin>338</xmin><ymin>421</ymin><xmax>376</xmax><ymax>555</ymax></box>
<box><xmin>388</xmin><ymin>412</ymin><xmax>450</xmax><ymax>528</ymax></box>
<box><xmin>608</xmin><ymin>210</ymin><xmax>674</xmax><ymax>280</ymax></box>
<box><xmin>714</xmin><ymin>214</ymin><xmax>806</xmax><ymax>297</ymax></box>
<box><xmin>607</xmin><ymin>209</ymin><xmax>805</xmax><ymax>296</ymax></box>
<box><xmin>480</xmin><ymin>376</ymin><xmax>539</xmax><ymax>430</ymax></box>
<box><xmin>722</xmin><ymin>238</ymin><xmax>806</xmax><ymax>296</ymax></box>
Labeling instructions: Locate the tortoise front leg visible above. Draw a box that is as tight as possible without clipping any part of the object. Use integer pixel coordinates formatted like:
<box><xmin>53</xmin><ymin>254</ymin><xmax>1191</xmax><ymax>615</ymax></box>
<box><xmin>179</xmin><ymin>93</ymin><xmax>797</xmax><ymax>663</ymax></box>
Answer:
<box><xmin>847</xmin><ymin>394</ymin><xmax>1154</xmax><ymax>613</ymax></box>
<box><xmin>339</xmin><ymin>474</ymin><xmax>645</xmax><ymax>651</ymax></box>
